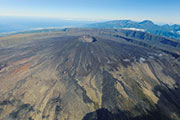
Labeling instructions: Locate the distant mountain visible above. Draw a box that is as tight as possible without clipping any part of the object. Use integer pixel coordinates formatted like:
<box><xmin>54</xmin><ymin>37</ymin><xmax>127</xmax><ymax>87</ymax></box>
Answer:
<box><xmin>84</xmin><ymin>20</ymin><xmax>180</xmax><ymax>40</ymax></box>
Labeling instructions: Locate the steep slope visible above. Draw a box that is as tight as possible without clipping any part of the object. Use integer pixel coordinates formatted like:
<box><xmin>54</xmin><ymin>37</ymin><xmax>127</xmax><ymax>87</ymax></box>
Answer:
<box><xmin>113</xmin><ymin>29</ymin><xmax>180</xmax><ymax>49</ymax></box>
<box><xmin>0</xmin><ymin>29</ymin><xmax>180</xmax><ymax>120</ymax></box>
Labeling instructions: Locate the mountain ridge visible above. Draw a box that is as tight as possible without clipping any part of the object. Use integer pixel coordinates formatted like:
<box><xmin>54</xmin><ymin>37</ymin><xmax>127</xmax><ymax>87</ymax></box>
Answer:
<box><xmin>84</xmin><ymin>20</ymin><xmax>180</xmax><ymax>40</ymax></box>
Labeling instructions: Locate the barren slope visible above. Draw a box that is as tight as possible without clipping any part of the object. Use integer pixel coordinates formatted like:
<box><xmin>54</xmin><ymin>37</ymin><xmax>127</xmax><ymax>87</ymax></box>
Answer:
<box><xmin>0</xmin><ymin>29</ymin><xmax>180</xmax><ymax>120</ymax></box>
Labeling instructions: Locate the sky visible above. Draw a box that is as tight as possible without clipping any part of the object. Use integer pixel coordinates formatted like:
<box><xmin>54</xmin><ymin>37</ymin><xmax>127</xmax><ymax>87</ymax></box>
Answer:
<box><xmin>0</xmin><ymin>0</ymin><xmax>180</xmax><ymax>24</ymax></box>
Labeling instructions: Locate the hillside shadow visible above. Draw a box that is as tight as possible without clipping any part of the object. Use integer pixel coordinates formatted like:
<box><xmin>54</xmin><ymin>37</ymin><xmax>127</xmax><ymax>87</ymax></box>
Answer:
<box><xmin>153</xmin><ymin>83</ymin><xmax>180</xmax><ymax>118</ymax></box>
<box><xmin>82</xmin><ymin>83</ymin><xmax>180</xmax><ymax>120</ymax></box>
<box><xmin>82</xmin><ymin>108</ymin><xmax>170</xmax><ymax>120</ymax></box>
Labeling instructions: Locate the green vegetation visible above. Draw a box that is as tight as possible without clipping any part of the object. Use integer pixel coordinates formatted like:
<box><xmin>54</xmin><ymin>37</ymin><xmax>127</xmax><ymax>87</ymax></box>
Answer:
<box><xmin>177</xmin><ymin>57</ymin><xmax>180</xmax><ymax>61</ymax></box>
<box><xmin>132</xmin><ymin>85</ymin><xmax>156</xmax><ymax>110</ymax></box>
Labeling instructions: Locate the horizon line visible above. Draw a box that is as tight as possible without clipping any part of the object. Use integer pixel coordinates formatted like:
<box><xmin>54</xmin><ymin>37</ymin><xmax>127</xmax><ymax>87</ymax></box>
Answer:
<box><xmin>0</xmin><ymin>15</ymin><xmax>179</xmax><ymax>25</ymax></box>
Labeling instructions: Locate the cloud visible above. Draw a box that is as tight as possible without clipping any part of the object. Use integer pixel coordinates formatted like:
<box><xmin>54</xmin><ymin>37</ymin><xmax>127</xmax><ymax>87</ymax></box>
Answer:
<box><xmin>177</xmin><ymin>31</ymin><xmax>180</xmax><ymax>35</ymax></box>
<box><xmin>122</xmin><ymin>28</ymin><xmax>145</xmax><ymax>32</ymax></box>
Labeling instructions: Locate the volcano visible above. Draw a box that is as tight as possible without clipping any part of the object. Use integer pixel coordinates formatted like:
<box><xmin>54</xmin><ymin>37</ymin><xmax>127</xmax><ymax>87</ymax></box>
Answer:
<box><xmin>0</xmin><ymin>28</ymin><xmax>180</xmax><ymax>120</ymax></box>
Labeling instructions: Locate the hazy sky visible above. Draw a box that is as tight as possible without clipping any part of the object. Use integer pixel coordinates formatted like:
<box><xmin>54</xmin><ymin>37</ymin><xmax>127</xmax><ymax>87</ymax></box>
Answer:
<box><xmin>0</xmin><ymin>0</ymin><xmax>180</xmax><ymax>24</ymax></box>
